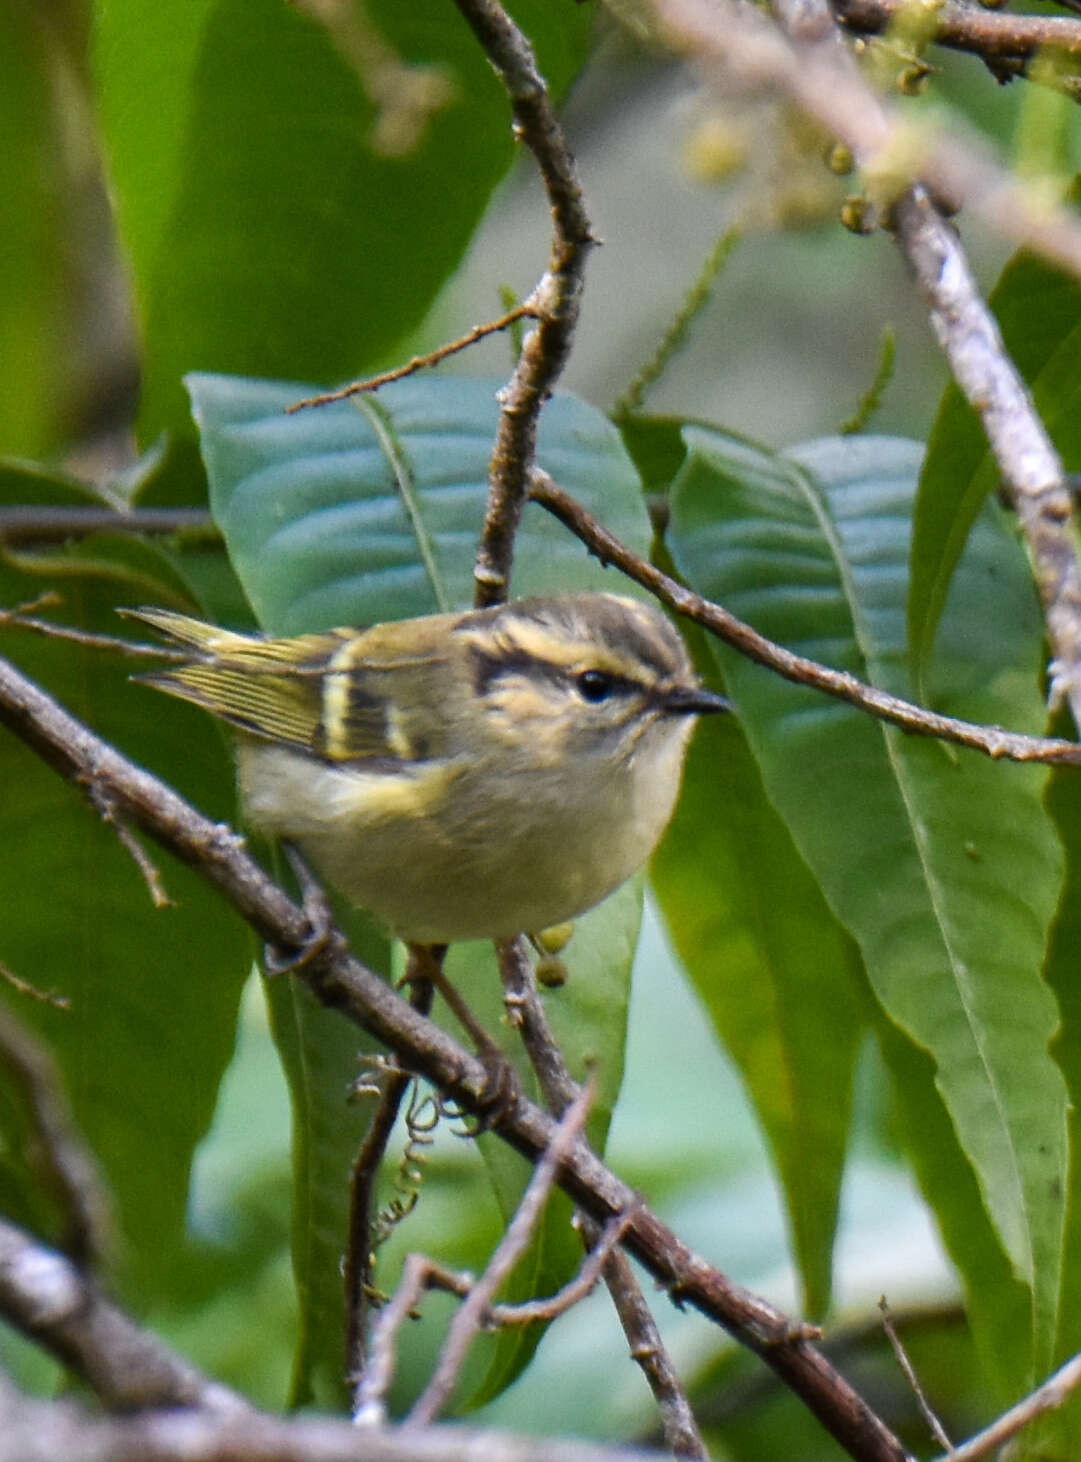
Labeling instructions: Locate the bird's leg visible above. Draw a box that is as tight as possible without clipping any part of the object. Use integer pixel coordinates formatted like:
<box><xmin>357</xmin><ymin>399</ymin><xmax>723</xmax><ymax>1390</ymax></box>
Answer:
<box><xmin>263</xmin><ymin>842</ymin><xmax>342</xmax><ymax>975</ymax></box>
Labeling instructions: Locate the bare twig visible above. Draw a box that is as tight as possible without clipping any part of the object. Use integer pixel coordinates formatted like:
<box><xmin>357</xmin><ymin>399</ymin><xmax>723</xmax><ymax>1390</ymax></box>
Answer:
<box><xmin>0</xmin><ymin>506</ymin><xmax>213</xmax><ymax>546</ymax></box>
<box><xmin>652</xmin><ymin>0</ymin><xmax>1081</xmax><ymax>281</ymax></box>
<box><xmin>878</xmin><ymin>1297</ymin><xmax>953</xmax><ymax>1454</ymax></box>
<box><xmin>345</xmin><ymin>963</ymin><xmax>435</xmax><ymax>1409</ymax></box>
<box><xmin>0</xmin><ymin>608</ymin><xmax>192</xmax><ymax>663</ymax></box>
<box><xmin>0</xmin><ymin>1008</ymin><xmax>111</xmax><ymax>1267</ymax></box>
<box><xmin>450</xmin><ymin>0</ymin><xmax>595</xmax><ymax>607</ymax></box>
<box><xmin>933</xmin><ymin>1349</ymin><xmax>1081</xmax><ymax>1462</ymax></box>
<box><xmin>0</xmin><ymin>649</ymin><xmax>914</xmax><ymax>1462</ymax></box>
<box><xmin>892</xmin><ymin>187</ymin><xmax>1081</xmax><ymax>728</ymax></box>
<box><xmin>357</xmin><ymin>1206</ymin><xmax>632</xmax><ymax>1424</ymax></box>
<box><xmin>0</xmin><ymin>958</ymin><xmax>69</xmax><ymax>1009</ymax></box>
<box><xmin>496</xmin><ymin>939</ymin><xmax>710</xmax><ymax>1461</ymax></box>
<box><xmin>356</xmin><ymin>1253</ymin><xmax>473</xmax><ymax>1424</ymax></box>
<box><xmin>287</xmin><ymin>305</ymin><xmax>540</xmax><ymax>411</ymax></box>
<box><xmin>833</xmin><ymin>0</ymin><xmax>1081</xmax><ymax>90</ymax></box>
<box><xmin>497</xmin><ymin>1211</ymin><xmax>633</xmax><ymax>1325</ymax></box>
<box><xmin>0</xmin><ymin>1216</ymin><xmax>247</xmax><ymax>1413</ymax></box>
<box><xmin>528</xmin><ymin>471</ymin><xmax>1081</xmax><ymax>765</ymax></box>
<box><xmin>85</xmin><ymin>782</ymin><xmax>174</xmax><ymax>909</ymax></box>
<box><xmin>0</xmin><ymin>1370</ymin><xmax>675</xmax><ymax>1462</ymax></box>
<box><xmin>404</xmin><ymin>1082</ymin><xmax>596</xmax><ymax>1427</ymax></box>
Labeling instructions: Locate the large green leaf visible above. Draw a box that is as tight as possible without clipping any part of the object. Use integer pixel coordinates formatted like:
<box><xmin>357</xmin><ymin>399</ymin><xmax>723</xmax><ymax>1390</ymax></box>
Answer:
<box><xmin>92</xmin><ymin>0</ymin><xmax>592</xmax><ymax>443</ymax></box>
<box><xmin>0</xmin><ymin>477</ymin><xmax>250</xmax><ymax>1305</ymax></box>
<box><xmin>668</xmin><ymin>429</ymin><xmax>1067</xmax><ymax>1381</ymax></box>
<box><xmin>189</xmin><ymin>370</ymin><xmax>653</xmax><ymax>1406</ymax></box>
<box><xmin>909</xmin><ymin>249</ymin><xmax>1081</xmax><ymax>685</ymax></box>
<box><xmin>651</xmin><ymin>686</ymin><xmax>867</xmax><ymax>1320</ymax></box>
<box><xmin>187</xmin><ymin>372</ymin><xmax>649</xmax><ymax>626</ymax></box>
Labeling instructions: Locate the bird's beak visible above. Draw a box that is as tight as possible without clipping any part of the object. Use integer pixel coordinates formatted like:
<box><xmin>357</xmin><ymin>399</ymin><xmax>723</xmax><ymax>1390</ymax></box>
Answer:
<box><xmin>660</xmin><ymin>684</ymin><xmax>731</xmax><ymax>716</ymax></box>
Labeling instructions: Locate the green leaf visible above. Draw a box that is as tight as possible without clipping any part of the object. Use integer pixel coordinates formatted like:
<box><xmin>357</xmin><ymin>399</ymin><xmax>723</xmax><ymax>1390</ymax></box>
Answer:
<box><xmin>262</xmin><ymin>902</ymin><xmax>390</xmax><ymax>1410</ymax></box>
<box><xmin>190</xmin><ymin>369</ymin><xmax>652</xmax><ymax>1406</ymax></box>
<box><xmin>651</xmin><ymin>695</ymin><xmax>867</xmax><ymax>1320</ymax></box>
<box><xmin>876</xmin><ymin>1017</ymin><xmax>1032</xmax><ymax>1407</ymax></box>
<box><xmin>1037</xmin><ymin>744</ymin><xmax>1081</xmax><ymax>1452</ymax></box>
<box><xmin>0</xmin><ymin>6</ymin><xmax>69</xmax><ymax>456</ymax></box>
<box><xmin>92</xmin><ymin>0</ymin><xmax>592</xmax><ymax>442</ymax></box>
<box><xmin>909</xmin><ymin>249</ymin><xmax>1081</xmax><ymax>684</ymax></box>
<box><xmin>668</xmin><ymin>428</ymin><xmax>1067</xmax><ymax>1379</ymax></box>
<box><xmin>187</xmin><ymin>372</ymin><xmax>649</xmax><ymax>627</ymax></box>
<box><xmin>0</xmin><ymin>477</ymin><xmax>250</xmax><ymax>1305</ymax></box>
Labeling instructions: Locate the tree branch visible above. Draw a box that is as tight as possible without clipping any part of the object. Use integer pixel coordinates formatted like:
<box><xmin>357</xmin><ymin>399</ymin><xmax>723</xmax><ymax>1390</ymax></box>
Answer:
<box><xmin>528</xmin><ymin>472</ymin><xmax>1081</xmax><ymax>764</ymax></box>
<box><xmin>450</xmin><ymin>0</ymin><xmax>595</xmax><ymax>607</ymax></box>
<box><xmin>0</xmin><ymin>1217</ymin><xmax>247</xmax><ymax>1414</ymax></box>
<box><xmin>833</xmin><ymin>0</ymin><xmax>1081</xmax><ymax>90</ymax></box>
<box><xmin>652</xmin><ymin>0</ymin><xmax>1081</xmax><ymax>281</ymax></box>
<box><xmin>0</xmin><ymin>650</ymin><xmax>913</xmax><ymax>1462</ymax></box>
<box><xmin>760</xmin><ymin>0</ymin><xmax>1081</xmax><ymax>730</ymax></box>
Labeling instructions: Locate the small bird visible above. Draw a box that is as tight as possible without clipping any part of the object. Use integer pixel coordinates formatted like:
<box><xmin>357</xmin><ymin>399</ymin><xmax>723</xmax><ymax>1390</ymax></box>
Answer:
<box><xmin>129</xmin><ymin>593</ymin><xmax>728</xmax><ymax>944</ymax></box>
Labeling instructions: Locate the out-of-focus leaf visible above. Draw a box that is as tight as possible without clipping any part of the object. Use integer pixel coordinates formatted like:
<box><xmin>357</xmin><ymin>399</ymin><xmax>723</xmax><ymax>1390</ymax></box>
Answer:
<box><xmin>0</xmin><ymin>475</ymin><xmax>250</xmax><ymax>1305</ymax></box>
<box><xmin>190</xmin><ymin>369</ymin><xmax>652</xmax><ymax>1405</ymax></box>
<box><xmin>909</xmin><ymin>249</ymin><xmax>1081</xmax><ymax>685</ymax></box>
<box><xmin>669</xmin><ymin>429</ymin><xmax>1067</xmax><ymax>1384</ymax></box>
<box><xmin>92</xmin><ymin>0</ymin><xmax>592</xmax><ymax>442</ymax></box>
<box><xmin>0</xmin><ymin>6</ymin><xmax>67</xmax><ymax>456</ymax></box>
<box><xmin>652</xmin><ymin>692</ymin><xmax>867</xmax><ymax>1320</ymax></box>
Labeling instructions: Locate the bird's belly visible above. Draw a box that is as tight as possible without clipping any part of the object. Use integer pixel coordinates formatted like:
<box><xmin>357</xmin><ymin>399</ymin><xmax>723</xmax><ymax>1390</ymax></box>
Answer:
<box><xmin>238</xmin><ymin>743</ymin><xmax>677</xmax><ymax>943</ymax></box>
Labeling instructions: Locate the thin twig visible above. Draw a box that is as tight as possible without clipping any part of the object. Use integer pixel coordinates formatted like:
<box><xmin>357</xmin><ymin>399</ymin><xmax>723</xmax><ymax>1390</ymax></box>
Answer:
<box><xmin>85</xmin><ymin>782</ymin><xmax>174</xmax><ymax>909</ymax></box>
<box><xmin>0</xmin><ymin>649</ymin><xmax>914</xmax><ymax>1462</ymax></box>
<box><xmin>0</xmin><ymin>608</ymin><xmax>192</xmax><ymax>663</ymax></box>
<box><xmin>0</xmin><ymin>506</ymin><xmax>214</xmax><ymax>546</ymax></box>
<box><xmin>495</xmin><ymin>939</ymin><xmax>710</xmax><ymax>1461</ymax></box>
<box><xmin>527</xmin><ymin>471</ymin><xmax>1081</xmax><ymax>765</ymax></box>
<box><xmin>652</xmin><ymin>0</ymin><xmax>1081</xmax><ymax>282</ymax></box>
<box><xmin>892</xmin><ymin>187</ymin><xmax>1081</xmax><ymax>729</ymax></box>
<box><xmin>287</xmin><ymin>305</ymin><xmax>540</xmax><ymax>411</ymax></box>
<box><xmin>404</xmin><ymin>1081</ymin><xmax>596</xmax><ymax>1428</ymax></box>
<box><xmin>451</xmin><ymin>0</ymin><xmax>596</xmax><ymax>608</ymax></box>
<box><xmin>878</xmin><ymin>1297</ymin><xmax>953</xmax><ymax>1454</ymax></box>
<box><xmin>356</xmin><ymin>1207</ymin><xmax>632</xmax><ymax>1425</ymax></box>
<box><xmin>833</xmin><ymin>0</ymin><xmax>1081</xmax><ymax>90</ymax></box>
<box><xmin>759</xmin><ymin>0</ymin><xmax>1081</xmax><ymax>730</ymax></box>
<box><xmin>356</xmin><ymin>1253</ymin><xmax>473</xmax><ymax>1425</ymax></box>
<box><xmin>345</xmin><ymin>962</ymin><xmax>435</xmax><ymax>1411</ymax></box>
<box><xmin>932</xmin><ymin>1349</ymin><xmax>1081</xmax><ymax>1462</ymax></box>
<box><xmin>496</xmin><ymin>1212</ymin><xmax>634</xmax><ymax>1324</ymax></box>
<box><xmin>0</xmin><ymin>1008</ymin><xmax>112</xmax><ymax>1268</ymax></box>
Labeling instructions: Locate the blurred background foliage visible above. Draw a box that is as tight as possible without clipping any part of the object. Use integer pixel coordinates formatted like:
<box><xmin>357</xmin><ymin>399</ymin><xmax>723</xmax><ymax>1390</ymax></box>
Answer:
<box><xmin>3</xmin><ymin>1</ymin><xmax>1081</xmax><ymax>1458</ymax></box>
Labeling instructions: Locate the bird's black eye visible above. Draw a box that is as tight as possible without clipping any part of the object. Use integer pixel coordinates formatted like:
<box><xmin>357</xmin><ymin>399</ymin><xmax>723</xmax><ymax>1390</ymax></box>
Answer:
<box><xmin>576</xmin><ymin>669</ymin><xmax>616</xmax><ymax>703</ymax></box>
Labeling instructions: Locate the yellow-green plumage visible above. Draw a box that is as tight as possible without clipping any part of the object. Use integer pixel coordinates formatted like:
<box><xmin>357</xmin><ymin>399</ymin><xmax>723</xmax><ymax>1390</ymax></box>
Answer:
<box><xmin>129</xmin><ymin>595</ymin><xmax>727</xmax><ymax>942</ymax></box>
